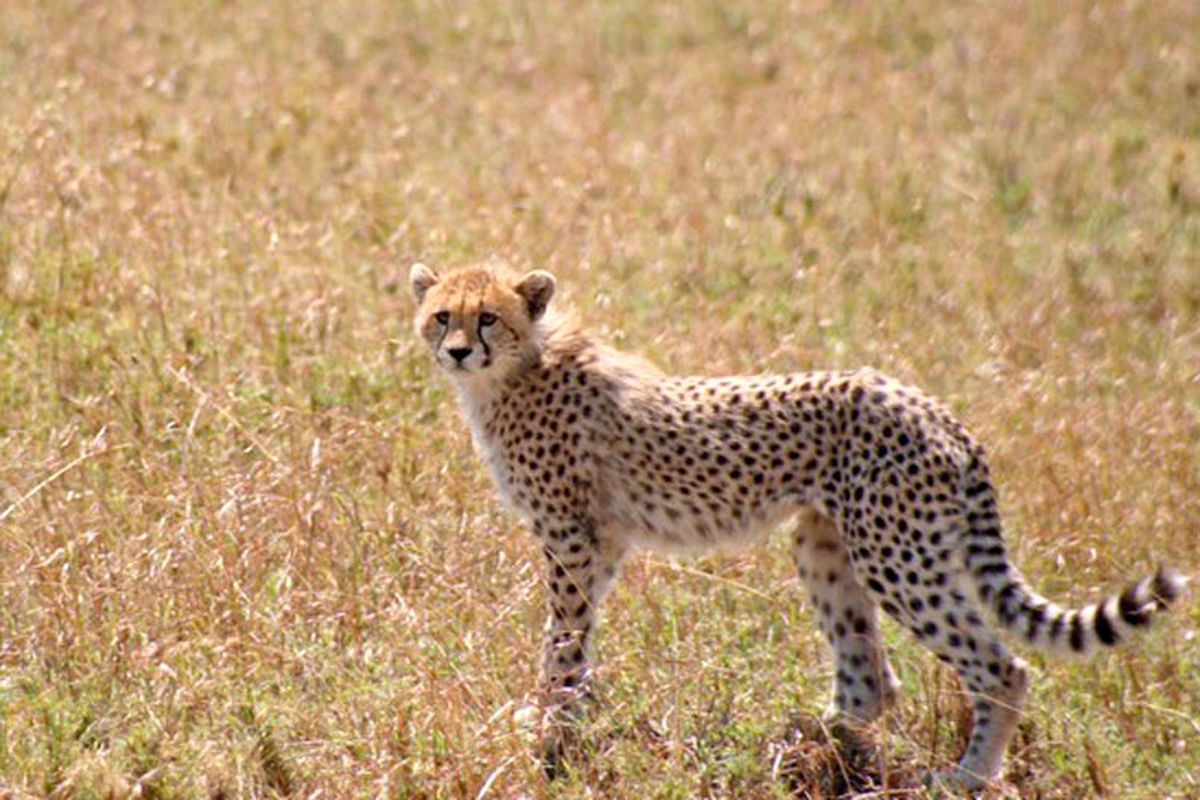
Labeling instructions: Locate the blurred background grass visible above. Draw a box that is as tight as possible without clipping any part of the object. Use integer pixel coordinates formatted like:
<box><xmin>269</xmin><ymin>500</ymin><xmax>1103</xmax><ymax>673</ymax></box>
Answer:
<box><xmin>0</xmin><ymin>1</ymin><xmax>1197</xmax><ymax>797</ymax></box>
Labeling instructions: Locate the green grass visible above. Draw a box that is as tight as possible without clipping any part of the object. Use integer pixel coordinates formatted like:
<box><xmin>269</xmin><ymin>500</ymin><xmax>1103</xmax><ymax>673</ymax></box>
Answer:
<box><xmin>1</xmin><ymin>0</ymin><xmax>1198</xmax><ymax>797</ymax></box>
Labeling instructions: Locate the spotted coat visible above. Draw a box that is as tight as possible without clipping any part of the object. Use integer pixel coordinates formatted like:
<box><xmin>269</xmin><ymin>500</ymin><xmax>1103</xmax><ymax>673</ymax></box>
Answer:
<box><xmin>410</xmin><ymin>262</ymin><xmax>1184</xmax><ymax>791</ymax></box>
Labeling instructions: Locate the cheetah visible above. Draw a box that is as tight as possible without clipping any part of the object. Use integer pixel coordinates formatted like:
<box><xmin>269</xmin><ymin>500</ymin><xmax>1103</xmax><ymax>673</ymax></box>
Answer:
<box><xmin>409</xmin><ymin>261</ymin><xmax>1184</xmax><ymax>791</ymax></box>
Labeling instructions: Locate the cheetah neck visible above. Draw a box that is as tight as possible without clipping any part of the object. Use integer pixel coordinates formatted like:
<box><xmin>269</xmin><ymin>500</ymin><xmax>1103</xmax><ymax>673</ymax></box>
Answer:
<box><xmin>453</xmin><ymin>325</ymin><xmax>602</xmax><ymax>444</ymax></box>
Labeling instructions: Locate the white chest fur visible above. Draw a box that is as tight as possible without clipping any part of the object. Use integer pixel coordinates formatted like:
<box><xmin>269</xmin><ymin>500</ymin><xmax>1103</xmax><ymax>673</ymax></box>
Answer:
<box><xmin>456</xmin><ymin>386</ymin><xmax>526</xmax><ymax>518</ymax></box>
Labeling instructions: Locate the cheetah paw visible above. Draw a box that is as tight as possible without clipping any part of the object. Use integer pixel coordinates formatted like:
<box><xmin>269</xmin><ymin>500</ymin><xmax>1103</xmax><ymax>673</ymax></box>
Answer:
<box><xmin>922</xmin><ymin>768</ymin><xmax>986</xmax><ymax>797</ymax></box>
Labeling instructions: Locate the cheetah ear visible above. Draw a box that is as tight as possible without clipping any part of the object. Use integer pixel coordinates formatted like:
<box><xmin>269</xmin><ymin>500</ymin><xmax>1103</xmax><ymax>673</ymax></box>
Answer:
<box><xmin>409</xmin><ymin>263</ymin><xmax>439</xmax><ymax>304</ymax></box>
<box><xmin>513</xmin><ymin>270</ymin><xmax>556</xmax><ymax>321</ymax></box>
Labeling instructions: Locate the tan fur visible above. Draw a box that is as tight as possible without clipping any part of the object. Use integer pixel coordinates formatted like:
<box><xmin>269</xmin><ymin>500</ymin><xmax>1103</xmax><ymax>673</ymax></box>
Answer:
<box><xmin>411</xmin><ymin>263</ymin><xmax>1183</xmax><ymax>789</ymax></box>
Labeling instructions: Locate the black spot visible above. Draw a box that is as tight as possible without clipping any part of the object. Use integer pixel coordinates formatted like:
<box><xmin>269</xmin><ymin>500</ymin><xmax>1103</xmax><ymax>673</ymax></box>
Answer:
<box><xmin>1025</xmin><ymin>605</ymin><xmax>1045</xmax><ymax>641</ymax></box>
<box><xmin>966</xmin><ymin>542</ymin><xmax>1004</xmax><ymax>560</ymax></box>
<box><xmin>1118</xmin><ymin>583</ymin><xmax>1151</xmax><ymax>626</ymax></box>
<box><xmin>1152</xmin><ymin>567</ymin><xmax>1182</xmax><ymax>606</ymax></box>
<box><xmin>1069</xmin><ymin>615</ymin><xmax>1085</xmax><ymax>652</ymax></box>
<box><xmin>1093</xmin><ymin>604</ymin><xmax>1118</xmax><ymax>645</ymax></box>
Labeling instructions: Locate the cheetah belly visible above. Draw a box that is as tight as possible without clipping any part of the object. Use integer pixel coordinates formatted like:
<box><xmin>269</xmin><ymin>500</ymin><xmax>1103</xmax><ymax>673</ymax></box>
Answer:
<box><xmin>594</xmin><ymin>455</ymin><xmax>809</xmax><ymax>553</ymax></box>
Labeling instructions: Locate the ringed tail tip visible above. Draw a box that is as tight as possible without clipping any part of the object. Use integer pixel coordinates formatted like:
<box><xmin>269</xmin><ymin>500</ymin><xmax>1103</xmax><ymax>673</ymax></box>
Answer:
<box><xmin>1152</xmin><ymin>564</ymin><xmax>1187</xmax><ymax>608</ymax></box>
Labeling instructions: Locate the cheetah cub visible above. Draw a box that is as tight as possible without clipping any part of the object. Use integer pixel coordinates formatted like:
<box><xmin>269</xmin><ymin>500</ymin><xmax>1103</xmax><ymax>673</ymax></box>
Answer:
<box><xmin>410</xmin><ymin>262</ymin><xmax>1183</xmax><ymax>791</ymax></box>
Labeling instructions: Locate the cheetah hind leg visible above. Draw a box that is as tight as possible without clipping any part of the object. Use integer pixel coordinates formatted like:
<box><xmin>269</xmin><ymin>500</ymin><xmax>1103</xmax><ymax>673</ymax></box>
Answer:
<box><xmin>793</xmin><ymin>510</ymin><xmax>902</xmax><ymax>727</ymax></box>
<box><xmin>880</xmin><ymin>575</ymin><xmax>1029</xmax><ymax>792</ymax></box>
<box><xmin>928</xmin><ymin>632</ymin><xmax>1028</xmax><ymax>792</ymax></box>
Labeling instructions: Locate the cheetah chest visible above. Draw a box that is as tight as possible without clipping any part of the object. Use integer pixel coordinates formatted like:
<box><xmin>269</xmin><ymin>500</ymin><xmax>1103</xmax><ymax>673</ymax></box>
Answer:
<box><xmin>462</xmin><ymin>389</ymin><xmax>594</xmax><ymax>525</ymax></box>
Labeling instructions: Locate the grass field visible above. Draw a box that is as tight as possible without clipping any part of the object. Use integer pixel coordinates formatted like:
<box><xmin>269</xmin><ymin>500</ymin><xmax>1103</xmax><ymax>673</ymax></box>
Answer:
<box><xmin>1</xmin><ymin>1</ymin><xmax>1198</xmax><ymax>797</ymax></box>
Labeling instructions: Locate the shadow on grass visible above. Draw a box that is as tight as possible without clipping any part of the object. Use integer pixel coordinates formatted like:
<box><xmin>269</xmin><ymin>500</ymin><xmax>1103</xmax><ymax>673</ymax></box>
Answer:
<box><xmin>771</xmin><ymin>712</ymin><xmax>926</xmax><ymax>799</ymax></box>
<box><xmin>549</xmin><ymin>709</ymin><xmax>929</xmax><ymax>798</ymax></box>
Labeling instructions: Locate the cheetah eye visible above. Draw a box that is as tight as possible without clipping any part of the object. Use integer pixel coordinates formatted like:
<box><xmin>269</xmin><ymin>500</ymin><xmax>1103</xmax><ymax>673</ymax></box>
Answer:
<box><xmin>433</xmin><ymin>311</ymin><xmax>450</xmax><ymax>325</ymax></box>
<box><xmin>478</xmin><ymin>312</ymin><xmax>497</xmax><ymax>327</ymax></box>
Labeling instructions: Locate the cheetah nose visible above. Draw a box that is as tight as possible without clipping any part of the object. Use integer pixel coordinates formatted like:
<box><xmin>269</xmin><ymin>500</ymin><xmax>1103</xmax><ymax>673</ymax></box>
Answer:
<box><xmin>448</xmin><ymin>347</ymin><xmax>473</xmax><ymax>364</ymax></box>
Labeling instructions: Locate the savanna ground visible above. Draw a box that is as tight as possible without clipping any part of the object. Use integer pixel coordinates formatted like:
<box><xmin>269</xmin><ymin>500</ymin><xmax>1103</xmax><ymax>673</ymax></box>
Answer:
<box><xmin>1</xmin><ymin>1</ymin><xmax>1198</xmax><ymax>797</ymax></box>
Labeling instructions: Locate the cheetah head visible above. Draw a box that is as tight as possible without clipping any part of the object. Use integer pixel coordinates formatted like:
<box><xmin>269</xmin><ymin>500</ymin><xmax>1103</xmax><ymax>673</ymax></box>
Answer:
<box><xmin>410</xmin><ymin>262</ymin><xmax>555</xmax><ymax>384</ymax></box>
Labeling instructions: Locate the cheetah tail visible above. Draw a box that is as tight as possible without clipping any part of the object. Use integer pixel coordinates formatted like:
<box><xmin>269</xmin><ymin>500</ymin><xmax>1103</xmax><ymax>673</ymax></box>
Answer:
<box><xmin>975</xmin><ymin>561</ymin><xmax>1187</xmax><ymax>658</ymax></box>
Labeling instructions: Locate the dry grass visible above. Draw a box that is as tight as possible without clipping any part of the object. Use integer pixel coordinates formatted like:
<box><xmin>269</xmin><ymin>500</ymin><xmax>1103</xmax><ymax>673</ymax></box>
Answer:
<box><xmin>1</xmin><ymin>1</ymin><xmax>1198</xmax><ymax>797</ymax></box>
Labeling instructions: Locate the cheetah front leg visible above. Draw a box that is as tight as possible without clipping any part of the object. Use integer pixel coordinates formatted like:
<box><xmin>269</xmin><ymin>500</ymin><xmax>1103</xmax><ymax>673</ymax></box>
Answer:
<box><xmin>533</xmin><ymin>519</ymin><xmax>627</xmax><ymax>778</ymax></box>
<box><xmin>793</xmin><ymin>509</ymin><xmax>901</xmax><ymax>726</ymax></box>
